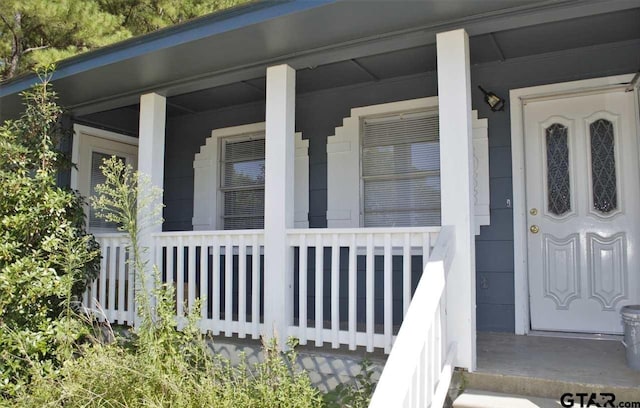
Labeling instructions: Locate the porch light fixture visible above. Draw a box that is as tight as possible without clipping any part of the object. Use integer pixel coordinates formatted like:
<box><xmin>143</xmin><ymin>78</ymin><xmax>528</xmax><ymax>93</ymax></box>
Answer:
<box><xmin>478</xmin><ymin>86</ymin><xmax>505</xmax><ymax>112</ymax></box>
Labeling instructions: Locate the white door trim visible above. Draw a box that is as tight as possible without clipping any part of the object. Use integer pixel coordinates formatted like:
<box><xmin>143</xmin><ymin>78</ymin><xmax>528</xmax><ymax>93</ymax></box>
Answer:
<box><xmin>71</xmin><ymin>124</ymin><xmax>139</xmax><ymax>191</ymax></box>
<box><xmin>509</xmin><ymin>73</ymin><xmax>637</xmax><ymax>335</ymax></box>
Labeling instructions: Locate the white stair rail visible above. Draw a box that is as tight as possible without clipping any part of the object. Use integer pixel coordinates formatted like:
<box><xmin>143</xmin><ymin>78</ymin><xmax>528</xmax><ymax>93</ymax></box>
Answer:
<box><xmin>369</xmin><ymin>225</ymin><xmax>456</xmax><ymax>408</ymax></box>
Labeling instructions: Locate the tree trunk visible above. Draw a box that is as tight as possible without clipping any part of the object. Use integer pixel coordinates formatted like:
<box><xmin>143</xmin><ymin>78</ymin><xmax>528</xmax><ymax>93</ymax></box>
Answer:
<box><xmin>7</xmin><ymin>11</ymin><xmax>22</xmax><ymax>80</ymax></box>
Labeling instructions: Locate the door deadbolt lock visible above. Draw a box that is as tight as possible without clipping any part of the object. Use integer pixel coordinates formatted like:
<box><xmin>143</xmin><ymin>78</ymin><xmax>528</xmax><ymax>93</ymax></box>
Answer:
<box><xmin>530</xmin><ymin>225</ymin><xmax>540</xmax><ymax>234</ymax></box>
<box><xmin>529</xmin><ymin>208</ymin><xmax>538</xmax><ymax>216</ymax></box>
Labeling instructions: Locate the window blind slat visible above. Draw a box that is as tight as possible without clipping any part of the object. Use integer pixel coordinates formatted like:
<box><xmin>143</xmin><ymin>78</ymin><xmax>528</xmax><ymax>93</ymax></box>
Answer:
<box><xmin>224</xmin><ymin>190</ymin><xmax>265</xmax><ymax>217</ymax></box>
<box><xmin>363</xmin><ymin>114</ymin><xmax>439</xmax><ymax>147</ymax></box>
<box><xmin>362</xmin><ymin>112</ymin><xmax>441</xmax><ymax>227</ymax></box>
<box><xmin>364</xmin><ymin>177</ymin><xmax>441</xmax><ymax>211</ymax></box>
<box><xmin>222</xmin><ymin>137</ymin><xmax>265</xmax><ymax>230</ymax></box>
<box><xmin>224</xmin><ymin>137</ymin><xmax>265</xmax><ymax>161</ymax></box>
<box><xmin>362</xmin><ymin>141</ymin><xmax>439</xmax><ymax>177</ymax></box>
<box><xmin>223</xmin><ymin>160</ymin><xmax>265</xmax><ymax>188</ymax></box>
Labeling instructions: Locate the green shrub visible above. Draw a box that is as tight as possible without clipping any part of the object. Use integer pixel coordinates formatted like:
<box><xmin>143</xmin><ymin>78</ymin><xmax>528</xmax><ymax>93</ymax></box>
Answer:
<box><xmin>323</xmin><ymin>359</ymin><xmax>378</xmax><ymax>408</ymax></box>
<box><xmin>0</xmin><ymin>71</ymin><xmax>100</xmax><ymax>397</ymax></box>
<box><xmin>8</xmin><ymin>156</ymin><xmax>323</xmax><ymax>407</ymax></box>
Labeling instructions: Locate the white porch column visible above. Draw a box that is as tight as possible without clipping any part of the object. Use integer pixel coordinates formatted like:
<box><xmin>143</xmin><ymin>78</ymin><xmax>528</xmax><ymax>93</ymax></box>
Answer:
<box><xmin>137</xmin><ymin>92</ymin><xmax>166</xmax><ymax>323</ymax></box>
<box><xmin>437</xmin><ymin>29</ymin><xmax>477</xmax><ymax>371</ymax></box>
<box><xmin>264</xmin><ymin>64</ymin><xmax>296</xmax><ymax>344</ymax></box>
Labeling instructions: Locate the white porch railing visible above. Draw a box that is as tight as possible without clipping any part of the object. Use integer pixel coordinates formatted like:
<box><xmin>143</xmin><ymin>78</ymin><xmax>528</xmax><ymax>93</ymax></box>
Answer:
<box><xmin>85</xmin><ymin>227</ymin><xmax>443</xmax><ymax>355</ymax></box>
<box><xmin>287</xmin><ymin>227</ymin><xmax>440</xmax><ymax>353</ymax></box>
<box><xmin>153</xmin><ymin>230</ymin><xmax>265</xmax><ymax>339</ymax></box>
<box><xmin>83</xmin><ymin>233</ymin><xmax>134</xmax><ymax>325</ymax></box>
<box><xmin>369</xmin><ymin>226</ymin><xmax>456</xmax><ymax>408</ymax></box>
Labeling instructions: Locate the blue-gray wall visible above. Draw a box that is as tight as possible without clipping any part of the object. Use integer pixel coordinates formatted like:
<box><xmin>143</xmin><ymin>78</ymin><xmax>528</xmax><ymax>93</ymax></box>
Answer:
<box><xmin>157</xmin><ymin>39</ymin><xmax>639</xmax><ymax>332</ymax></box>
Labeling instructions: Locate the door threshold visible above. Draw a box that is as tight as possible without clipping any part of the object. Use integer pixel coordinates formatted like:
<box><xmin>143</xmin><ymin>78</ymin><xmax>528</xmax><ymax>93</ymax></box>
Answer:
<box><xmin>527</xmin><ymin>330</ymin><xmax>622</xmax><ymax>341</ymax></box>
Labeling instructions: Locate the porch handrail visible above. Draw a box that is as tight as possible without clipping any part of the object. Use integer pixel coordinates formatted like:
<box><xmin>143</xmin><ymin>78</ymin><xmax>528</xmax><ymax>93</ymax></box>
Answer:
<box><xmin>369</xmin><ymin>225</ymin><xmax>456</xmax><ymax>408</ymax></box>
<box><xmin>152</xmin><ymin>230</ymin><xmax>265</xmax><ymax>338</ymax></box>
<box><xmin>286</xmin><ymin>227</ymin><xmax>440</xmax><ymax>353</ymax></box>
<box><xmin>85</xmin><ymin>233</ymin><xmax>132</xmax><ymax>324</ymax></box>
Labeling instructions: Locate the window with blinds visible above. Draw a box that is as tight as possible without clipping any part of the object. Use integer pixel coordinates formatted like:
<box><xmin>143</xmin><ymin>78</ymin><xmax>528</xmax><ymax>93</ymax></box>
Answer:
<box><xmin>361</xmin><ymin>111</ymin><xmax>441</xmax><ymax>227</ymax></box>
<box><xmin>220</xmin><ymin>135</ymin><xmax>265</xmax><ymax>230</ymax></box>
<box><xmin>89</xmin><ymin>152</ymin><xmax>124</xmax><ymax>230</ymax></box>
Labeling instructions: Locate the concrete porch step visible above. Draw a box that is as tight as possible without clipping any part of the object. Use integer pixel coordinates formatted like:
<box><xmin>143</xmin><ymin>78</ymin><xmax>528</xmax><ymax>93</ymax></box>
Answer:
<box><xmin>463</xmin><ymin>371</ymin><xmax>640</xmax><ymax>402</ymax></box>
<box><xmin>453</xmin><ymin>390</ymin><xmax>561</xmax><ymax>408</ymax></box>
<box><xmin>467</xmin><ymin>332</ymin><xmax>640</xmax><ymax>402</ymax></box>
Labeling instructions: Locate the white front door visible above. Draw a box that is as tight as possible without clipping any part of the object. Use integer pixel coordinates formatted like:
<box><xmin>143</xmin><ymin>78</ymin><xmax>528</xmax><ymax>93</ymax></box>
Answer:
<box><xmin>525</xmin><ymin>89</ymin><xmax>640</xmax><ymax>334</ymax></box>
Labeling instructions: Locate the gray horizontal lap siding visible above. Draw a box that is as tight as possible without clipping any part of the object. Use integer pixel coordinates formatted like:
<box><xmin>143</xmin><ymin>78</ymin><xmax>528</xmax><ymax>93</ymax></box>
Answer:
<box><xmin>162</xmin><ymin>40</ymin><xmax>639</xmax><ymax>333</ymax></box>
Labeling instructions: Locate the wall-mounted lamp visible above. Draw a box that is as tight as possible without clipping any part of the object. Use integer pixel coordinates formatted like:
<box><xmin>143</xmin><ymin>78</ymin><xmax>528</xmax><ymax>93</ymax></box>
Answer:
<box><xmin>478</xmin><ymin>86</ymin><xmax>505</xmax><ymax>112</ymax></box>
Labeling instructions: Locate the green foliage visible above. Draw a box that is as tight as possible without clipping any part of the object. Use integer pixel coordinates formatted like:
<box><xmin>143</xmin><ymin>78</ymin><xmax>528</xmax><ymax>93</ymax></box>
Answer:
<box><xmin>97</xmin><ymin>0</ymin><xmax>248</xmax><ymax>36</ymax></box>
<box><xmin>0</xmin><ymin>0</ymin><xmax>249</xmax><ymax>80</ymax></box>
<box><xmin>323</xmin><ymin>359</ymin><xmax>378</xmax><ymax>408</ymax></box>
<box><xmin>5</xmin><ymin>155</ymin><xmax>323</xmax><ymax>407</ymax></box>
<box><xmin>0</xmin><ymin>71</ymin><xmax>101</xmax><ymax>396</ymax></box>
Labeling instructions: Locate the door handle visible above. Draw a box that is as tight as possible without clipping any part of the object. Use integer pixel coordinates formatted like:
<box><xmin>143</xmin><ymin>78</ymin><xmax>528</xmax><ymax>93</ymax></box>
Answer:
<box><xmin>530</xmin><ymin>225</ymin><xmax>540</xmax><ymax>234</ymax></box>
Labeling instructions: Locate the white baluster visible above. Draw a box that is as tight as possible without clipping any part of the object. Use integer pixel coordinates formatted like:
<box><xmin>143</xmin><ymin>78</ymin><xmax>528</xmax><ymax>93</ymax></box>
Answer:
<box><xmin>348</xmin><ymin>234</ymin><xmax>357</xmax><ymax>350</ymax></box>
<box><xmin>298</xmin><ymin>234</ymin><xmax>308</xmax><ymax>345</ymax></box>
<box><xmin>108</xmin><ymin>240</ymin><xmax>117</xmax><ymax>322</ymax></box>
<box><xmin>403</xmin><ymin>233</ymin><xmax>411</xmax><ymax>317</ymax></box>
<box><xmin>176</xmin><ymin>236</ymin><xmax>184</xmax><ymax>320</ymax></box>
<box><xmin>212</xmin><ymin>241</ymin><xmax>221</xmax><ymax>335</ymax></box>
<box><xmin>200</xmin><ymin>240</ymin><xmax>209</xmax><ymax>330</ymax></box>
<box><xmin>331</xmin><ymin>234</ymin><xmax>339</xmax><ymax>348</ymax></box>
<box><xmin>238</xmin><ymin>235</ymin><xmax>247</xmax><ymax>338</ymax></box>
<box><xmin>224</xmin><ymin>236</ymin><xmax>233</xmax><ymax>337</ymax></box>
<box><xmin>127</xmin><ymin>243</ymin><xmax>135</xmax><ymax>324</ymax></box>
<box><xmin>188</xmin><ymin>238</ymin><xmax>196</xmax><ymax>315</ymax></box>
<box><xmin>366</xmin><ymin>234</ymin><xmax>374</xmax><ymax>352</ymax></box>
<box><xmin>251</xmin><ymin>236</ymin><xmax>260</xmax><ymax>339</ymax></box>
<box><xmin>314</xmin><ymin>236</ymin><xmax>324</xmax><ymax>347</ymax></box>
<box><xmin>118</xmin><ymin>242</ymin><xmax>126</xmax><ymax>322</ymax></box>
<box><xmin>383</xmin><ymin>234</ymin><xmax>392</xmax><ymax>353</ymax></box>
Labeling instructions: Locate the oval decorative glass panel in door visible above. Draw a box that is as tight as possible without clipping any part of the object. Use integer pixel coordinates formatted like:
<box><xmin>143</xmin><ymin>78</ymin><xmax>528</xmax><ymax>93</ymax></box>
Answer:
<box><xmin>546</xmin><ymin>123</ymin><xmax>571</xmax><ymax>216</ymax></box>
<box><xmin>590</xmin><ymin>119</ymin><xmax>617</xmax><ymax>214</ymax></box>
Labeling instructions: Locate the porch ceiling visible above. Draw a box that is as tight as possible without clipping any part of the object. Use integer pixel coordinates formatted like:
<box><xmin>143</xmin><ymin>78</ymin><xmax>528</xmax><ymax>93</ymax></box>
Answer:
<box><xmin>4</xmin><ymin>1</ymin><xmax>638</xmax><ymax>123</ymax></box>
<box><xmin>76</xmin><ymin>5</ymin><xmax>640</xmax><ymax>131</ymax></box>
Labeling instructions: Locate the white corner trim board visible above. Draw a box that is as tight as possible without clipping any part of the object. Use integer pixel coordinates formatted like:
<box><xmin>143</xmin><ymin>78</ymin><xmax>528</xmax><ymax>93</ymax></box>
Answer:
<box><xmin>192</xmin><ymin>122</ymin><xmax>309</xmax><ymax>230</ymax></box>
<box><xmin>509</xmin><ymin>73</ymin><xmax>636</xmax><ymax>335</ymax></box>
<box><xmin>473</xmin><ymin>110</ymin><xmax>490</xmax><ymax>234</ymax></box>
<box><xmin>326</xmin><ymin>96</ymin><xmax>489</xmax><ymax>233</ymax></box>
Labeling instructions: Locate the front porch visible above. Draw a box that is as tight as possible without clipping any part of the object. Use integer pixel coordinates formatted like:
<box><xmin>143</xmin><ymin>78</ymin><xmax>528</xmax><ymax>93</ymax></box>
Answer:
<box><xmin>463</xmin><ymin>332</ymin><xmax>640</xmax><ymax>401</ymax></box>
<box><xmin>76</xmin><ymin>26</ymin><xmax>479</xmax><ymax>407</ymax></box>
<box><xmin>59</xmin><ymin>5</ymin><xmax>640</xmax><ymax>406</ymax></box>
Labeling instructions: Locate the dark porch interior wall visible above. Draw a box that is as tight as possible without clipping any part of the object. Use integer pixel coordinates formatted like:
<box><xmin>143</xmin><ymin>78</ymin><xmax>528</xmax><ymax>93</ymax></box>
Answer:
<box><xmin>164</xmin><ymin>104</ymin><xmax>265</xmax><ymax>231</ymax></box>
<box><xmin>164</xmin><ymin>73</ymin><xmax>439</xmax><ymax>231</ymax></box>
<box><xmin>162</xmin><ymin>39</ymin><xmax>639</xmax><ymax>333</ymax></box>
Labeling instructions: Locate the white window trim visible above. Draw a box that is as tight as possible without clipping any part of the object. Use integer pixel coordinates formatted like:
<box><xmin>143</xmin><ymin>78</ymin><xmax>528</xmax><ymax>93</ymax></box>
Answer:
<box><xmin>71</xmin><ymin>124</ymin><xmax>139</xmax><ymax>233</ymax></box>
<box><xmin>327</xmin><ymin>97</ymin><xmax>489</xmax><ymax>232</ymax></box>
<box><xmin>193</xmin><ymin>122</ymin><xmax>309</xmax><ymax>230</ymax></box>
<box><xmin>71</xmin><ymin>124</ymin><xmax>139</xmax><ymax>190</ymax></box>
